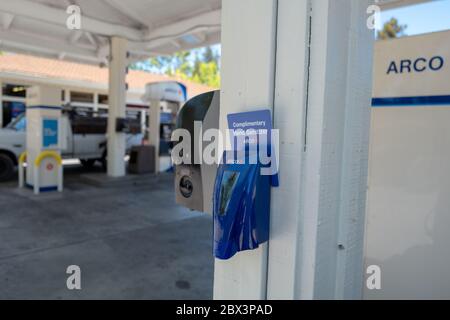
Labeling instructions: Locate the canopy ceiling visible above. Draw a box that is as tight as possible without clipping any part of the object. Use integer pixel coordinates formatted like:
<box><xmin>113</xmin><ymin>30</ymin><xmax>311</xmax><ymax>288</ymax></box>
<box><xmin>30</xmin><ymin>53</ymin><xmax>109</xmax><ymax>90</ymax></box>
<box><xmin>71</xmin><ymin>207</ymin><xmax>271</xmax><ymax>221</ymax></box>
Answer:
<box><xmin>378</xmin><ymin>0</ymin><xmax>433</xmax><ymax>10</ymax></box>
<box><xmin>0</xmin><ymin>0</ymin><xmax>221</xmax><ymax>65</ymax></box>
<box><xmin>0</xmin><ymin>0</ymin><xmax>430</xmax><ymax>66</ymax></box>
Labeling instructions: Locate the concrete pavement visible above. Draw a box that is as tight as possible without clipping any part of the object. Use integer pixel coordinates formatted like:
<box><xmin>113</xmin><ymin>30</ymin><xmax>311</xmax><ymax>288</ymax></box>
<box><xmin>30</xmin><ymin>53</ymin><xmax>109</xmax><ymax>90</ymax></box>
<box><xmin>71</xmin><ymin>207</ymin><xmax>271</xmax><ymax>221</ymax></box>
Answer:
<box><xmin>0</xmin><ymin>166</ymin><xmax>213</xmax><ymax>300</ymax></box>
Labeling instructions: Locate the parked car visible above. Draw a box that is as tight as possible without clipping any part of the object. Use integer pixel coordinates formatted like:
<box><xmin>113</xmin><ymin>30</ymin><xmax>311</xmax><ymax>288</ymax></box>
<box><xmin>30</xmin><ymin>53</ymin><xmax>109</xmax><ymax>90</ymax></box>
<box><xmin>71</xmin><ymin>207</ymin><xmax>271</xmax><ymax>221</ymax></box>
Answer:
<box><xmin>0</xmin><ymin>111</ymin><xmax>143</xmax><ymax>181</ymax></box>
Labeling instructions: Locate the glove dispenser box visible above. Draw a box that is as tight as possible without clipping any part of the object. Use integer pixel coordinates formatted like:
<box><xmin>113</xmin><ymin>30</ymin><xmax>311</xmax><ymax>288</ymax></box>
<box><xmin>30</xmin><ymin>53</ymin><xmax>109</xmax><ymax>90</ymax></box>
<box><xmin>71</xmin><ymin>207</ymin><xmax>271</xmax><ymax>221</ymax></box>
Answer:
<box><xmin>213</xmin><ymin>151</ymin><xmax>271</xmax><ymax>260</ymax></box>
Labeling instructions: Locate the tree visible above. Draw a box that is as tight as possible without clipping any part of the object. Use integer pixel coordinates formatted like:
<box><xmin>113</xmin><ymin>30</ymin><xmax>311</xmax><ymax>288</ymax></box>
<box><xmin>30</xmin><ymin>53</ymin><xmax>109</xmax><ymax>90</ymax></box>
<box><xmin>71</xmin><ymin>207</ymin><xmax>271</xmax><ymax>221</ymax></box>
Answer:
<box><xmin>202</xmin><ymin>46</ymin><xmax>217</xmax><ymax>64</ymax></box>
<box><xmin>191</xmin><ymin>61</ymin><xmax>220</xmax><ymax>88</ymax></box>
<box><xmin>130</xmin><ymin>45</ymin><xmax>221</xmax><ymax>88</ymax></box>
<box><xmin>377</xmin><ymin>18</ymin><xmax>407</xmax><ymax>40</ymax></box>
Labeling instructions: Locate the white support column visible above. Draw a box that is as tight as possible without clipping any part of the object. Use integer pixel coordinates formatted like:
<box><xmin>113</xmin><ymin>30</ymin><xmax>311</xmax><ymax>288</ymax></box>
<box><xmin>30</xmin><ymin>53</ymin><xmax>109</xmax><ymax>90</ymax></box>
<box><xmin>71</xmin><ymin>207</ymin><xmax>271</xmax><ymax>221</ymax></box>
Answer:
<box><xmin>149</xmin><ymin>99</ymin><xmax>160</xmax><ymax>173</ymax></box>
<box><xmin>214</xmin><ymin>0</ymin><xmax>374</xmax><ymax>300</ymax></box>
<box><xmin>214</xmin><ymin>0</ymin><xmax>278</xmax><ymax>300</ymax></box>
<box><xmin>266</xmin><ymin>0</ymin><xmax>310</xmax><ymax>299</ymax></box>
<box><xmin>107</xmin><ymin>36</ymin><xmax>128</xmax><ymax>177</ymax></box>
<box><xmin>63</xmin><ymin>89</ymin><xmax>70</xmax><ymax>105</ymax></box>
<box><xmin>93</xmin><ymin>92</ymin><xmax>99</xmax><ymax>112</ymax></box>
<box><xmin>268</xmin><ymin>0</ymin><xmax>374</xmax><ymax>300</ymax></box>
<box><xmin>332</xmin><ymin>0</ymin><xmax>374</xmax><ymax>299</ymax></box>
<box><xmin>140</xmin><ymin>110</ymin><xmax>146</xmax><ymax>134</ymax></box>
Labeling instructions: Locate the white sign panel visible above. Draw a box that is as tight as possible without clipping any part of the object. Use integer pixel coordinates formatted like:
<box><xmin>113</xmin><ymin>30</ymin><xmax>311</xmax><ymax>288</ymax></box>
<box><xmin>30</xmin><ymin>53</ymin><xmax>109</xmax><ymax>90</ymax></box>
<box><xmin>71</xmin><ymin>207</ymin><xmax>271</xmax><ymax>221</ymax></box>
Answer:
<box><xmin>366</xmin><ymin>30</ymin><xmax>450</xmax><ymax>299</ymax></box>
<box><xmin>373</xmin><ymin>30</ymin><xmax>450</xmax><ymax>106</ymax></box>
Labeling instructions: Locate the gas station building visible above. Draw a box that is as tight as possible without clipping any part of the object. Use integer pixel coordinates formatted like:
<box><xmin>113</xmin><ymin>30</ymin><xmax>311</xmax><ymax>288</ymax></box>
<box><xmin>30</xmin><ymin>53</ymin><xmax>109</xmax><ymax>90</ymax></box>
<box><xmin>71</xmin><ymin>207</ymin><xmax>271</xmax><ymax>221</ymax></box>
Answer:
<box><xmin>0</xmin><ymin>53</ymin><xmax>213</xmax><ymax>129</ymax></box>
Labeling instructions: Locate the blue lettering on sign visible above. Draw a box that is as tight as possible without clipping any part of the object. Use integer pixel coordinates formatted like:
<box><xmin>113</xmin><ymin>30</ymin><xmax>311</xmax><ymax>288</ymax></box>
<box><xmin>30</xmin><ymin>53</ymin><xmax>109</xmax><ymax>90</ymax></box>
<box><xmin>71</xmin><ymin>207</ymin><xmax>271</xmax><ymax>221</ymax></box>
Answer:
<box><xmin>43</xmin><ymin>119</ymin><xmax>58</xmax><ymax>148</ymax></box>
<box><xmin>387</xmin><ymin>56</ymin><xmax>444</xmax><ymax>74</ymax></box>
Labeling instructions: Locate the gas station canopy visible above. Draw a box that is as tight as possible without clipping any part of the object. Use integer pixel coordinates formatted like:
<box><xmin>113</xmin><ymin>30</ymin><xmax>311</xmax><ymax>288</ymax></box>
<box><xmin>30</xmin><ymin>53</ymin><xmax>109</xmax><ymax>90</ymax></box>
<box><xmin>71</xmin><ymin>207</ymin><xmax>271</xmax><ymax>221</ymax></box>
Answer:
<box><xmin>0</xmin><ymin>0</ymin><xmax>432</xmax><ymax>66</ymax></box>
<box><xmin>378</xmin><ymin>0</ymin><xmax>432</xmax><ymax>10</ymax></box>
<box><xmin>0</xmin><ymin>0</ymin><xmax>221</xmax><ymax>65</ymax></box>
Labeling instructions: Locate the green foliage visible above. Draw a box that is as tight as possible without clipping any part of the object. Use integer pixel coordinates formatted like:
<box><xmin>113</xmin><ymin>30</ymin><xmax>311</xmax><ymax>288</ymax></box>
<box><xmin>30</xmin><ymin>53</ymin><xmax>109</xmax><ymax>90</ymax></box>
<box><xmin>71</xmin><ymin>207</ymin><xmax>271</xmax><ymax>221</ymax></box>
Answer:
<box><xmin>377</xmin><ymin>18</ymin><xmax>407</xmax><ymax>40</ymax></box>
<box><xmin>202</xmin><ymin>46</ymin><xmax>215</xmax><ymax>63</ymax></box>
<box><xmin>130</xmin><ymin>46</ymin><xmax>221</xmax><ymax>88</ymax></box>
<box><xmin>191</xmin><ymin>61</ymin><xmax>221</xmax><ymax>88</ymax></box>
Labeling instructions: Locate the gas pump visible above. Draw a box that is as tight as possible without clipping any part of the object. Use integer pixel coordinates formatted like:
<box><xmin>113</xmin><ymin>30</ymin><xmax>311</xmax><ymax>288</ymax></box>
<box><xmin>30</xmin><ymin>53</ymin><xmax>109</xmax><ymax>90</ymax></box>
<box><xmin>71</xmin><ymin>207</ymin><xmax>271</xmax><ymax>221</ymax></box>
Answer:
<box><xmin>23</xmin><ymin>85</ymin><xmax>65</xmax><ymax>194</ymax></box>
<box><xmin>173</xmin><ymin>90</ymin><xmax>220</xmax><ymax>213</ymax></box>
<box><xmin>142</xmin><ymin>81</ymin><xmax>187</xmax><ymax>172</ymax></box>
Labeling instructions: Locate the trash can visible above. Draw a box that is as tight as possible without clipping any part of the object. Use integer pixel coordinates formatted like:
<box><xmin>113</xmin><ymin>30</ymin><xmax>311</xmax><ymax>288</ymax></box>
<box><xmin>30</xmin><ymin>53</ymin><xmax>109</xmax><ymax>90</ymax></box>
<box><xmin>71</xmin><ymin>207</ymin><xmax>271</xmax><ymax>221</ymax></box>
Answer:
<box><xmin>128</xmin><ymin>145</ymin><xmax>155</xmax><ymax>174</ymax></box>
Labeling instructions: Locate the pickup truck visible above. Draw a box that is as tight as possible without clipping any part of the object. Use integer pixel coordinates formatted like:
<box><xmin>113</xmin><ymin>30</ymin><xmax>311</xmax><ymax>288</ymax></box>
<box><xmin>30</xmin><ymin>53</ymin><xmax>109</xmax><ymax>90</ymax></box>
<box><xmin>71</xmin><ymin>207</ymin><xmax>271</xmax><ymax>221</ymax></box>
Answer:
<box><xmin>0</xmin><ymin>112</ymin><xmax>143</xmax><ymax>181</ymax></box>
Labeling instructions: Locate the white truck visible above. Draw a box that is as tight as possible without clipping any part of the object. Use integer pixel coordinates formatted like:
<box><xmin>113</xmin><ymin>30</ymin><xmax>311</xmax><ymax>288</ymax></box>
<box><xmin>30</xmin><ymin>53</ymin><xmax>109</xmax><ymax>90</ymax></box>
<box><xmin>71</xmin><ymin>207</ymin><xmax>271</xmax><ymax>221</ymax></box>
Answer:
<box><xmin>0</xmin><ymin>111</ymin><xmax>143</xmax><ymax>181</ymax></box>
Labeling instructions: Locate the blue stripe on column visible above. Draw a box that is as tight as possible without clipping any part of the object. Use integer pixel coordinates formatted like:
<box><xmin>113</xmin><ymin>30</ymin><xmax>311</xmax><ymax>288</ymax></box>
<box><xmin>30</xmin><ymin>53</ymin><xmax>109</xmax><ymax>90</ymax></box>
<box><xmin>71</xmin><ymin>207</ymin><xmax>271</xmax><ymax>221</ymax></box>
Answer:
<box><xmin>372</xmin><ymin>95</ymin><xmax>450</xmax><ymax>107</ymax></box>
<box><xmin>26</xmin><ymin>184</ymin><xmax>58</xmax><ymax>192</ymax></box>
